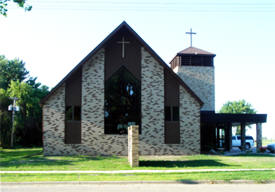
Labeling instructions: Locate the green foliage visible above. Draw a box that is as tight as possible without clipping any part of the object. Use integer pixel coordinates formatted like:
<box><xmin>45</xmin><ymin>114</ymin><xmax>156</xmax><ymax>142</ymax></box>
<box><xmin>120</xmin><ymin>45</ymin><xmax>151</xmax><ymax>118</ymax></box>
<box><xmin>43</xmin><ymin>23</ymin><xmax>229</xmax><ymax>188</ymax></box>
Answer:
<box><xmin>0</xmin><ymin>0</ymin><xmax>32</xmax><ymax>16</ymax></box>
<box><xmin>219</xmin><ymin>100</ymin><xmax>256</xmax><ymax>134</ymax></box>
<box><xmin>0</xmin><ymin>55</ymin><xmax>29</xmax><ymax>90</ymax></box>
<box><xmin>219</xmin><ymin>100</ymin><xmax>256</xmax><ymax>114</ymax></box>
<box><xmin>0</xmin><ymin>55</ymin><xmax>49</xmax><ymax>147</ymax></box>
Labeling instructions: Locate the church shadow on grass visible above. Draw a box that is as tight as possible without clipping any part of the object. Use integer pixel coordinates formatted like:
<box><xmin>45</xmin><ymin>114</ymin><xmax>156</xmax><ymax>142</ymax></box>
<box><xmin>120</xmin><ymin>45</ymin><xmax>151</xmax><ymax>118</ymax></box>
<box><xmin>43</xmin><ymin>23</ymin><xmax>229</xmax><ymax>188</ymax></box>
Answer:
<box><xmin>0</xmin><ymin>150</ymin><xmax>121</xmax><ymax>169</ymax></box>
<box><xmin>139</xmin><ymin>159</ymin><xmax>230</xmax><ymax>168</ymax></box>
<box><xmin>230</xmin><ymin>153</ymin><xmax>275</xmax><ymax>157</ymax></box>
<box><xmin>176</xmin><ymin>180</ymin><xmax>200</xmax><ymax>184</ymax></box>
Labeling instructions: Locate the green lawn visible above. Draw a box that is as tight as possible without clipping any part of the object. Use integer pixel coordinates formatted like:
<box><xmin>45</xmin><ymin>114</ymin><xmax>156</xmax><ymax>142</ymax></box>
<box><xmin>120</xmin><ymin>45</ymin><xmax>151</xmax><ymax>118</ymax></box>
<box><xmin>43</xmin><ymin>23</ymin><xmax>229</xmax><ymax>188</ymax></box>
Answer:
<box><xmin>1</xmin><ymin>171</ymin><xmax>275</xmax><ymax>182</ymax></box>
<box><xmin>1</xmin><ymin>148</ymin><xmax>274</xmax><ymax>171</ymax></box>
<box><xmin>1</xmin><ymin>148</ymin><xmax>274</xmax><ymax>182</ymax></box>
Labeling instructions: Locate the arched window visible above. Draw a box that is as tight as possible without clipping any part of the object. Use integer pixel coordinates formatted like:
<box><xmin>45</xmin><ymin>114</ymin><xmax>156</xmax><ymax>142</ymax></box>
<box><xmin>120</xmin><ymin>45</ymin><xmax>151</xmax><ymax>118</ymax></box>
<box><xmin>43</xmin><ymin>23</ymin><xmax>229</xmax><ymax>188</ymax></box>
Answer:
<box><xmin>104</xmin><ymin>66</ymin><xmax>141</xmax><ymax>134</ymax></box>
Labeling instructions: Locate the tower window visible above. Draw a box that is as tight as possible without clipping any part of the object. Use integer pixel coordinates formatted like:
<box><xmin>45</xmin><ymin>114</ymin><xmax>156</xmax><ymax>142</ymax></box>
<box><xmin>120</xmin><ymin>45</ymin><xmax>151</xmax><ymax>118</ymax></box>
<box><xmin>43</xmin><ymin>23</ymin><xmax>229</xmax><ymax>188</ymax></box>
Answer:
<box><xmin>181</xmin><ymin>55</ymin><xmax>213</xmax><ymax>66</ymax></box>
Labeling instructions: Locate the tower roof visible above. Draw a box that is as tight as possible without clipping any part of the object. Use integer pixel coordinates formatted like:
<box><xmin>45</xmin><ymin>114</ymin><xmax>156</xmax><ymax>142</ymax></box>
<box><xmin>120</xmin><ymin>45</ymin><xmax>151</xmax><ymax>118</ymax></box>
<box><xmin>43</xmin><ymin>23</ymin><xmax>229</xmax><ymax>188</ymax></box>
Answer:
<box><xmin>178</xmin><ymin>46</ymin><xmax>215</xmax><ymax>56</ymax></box>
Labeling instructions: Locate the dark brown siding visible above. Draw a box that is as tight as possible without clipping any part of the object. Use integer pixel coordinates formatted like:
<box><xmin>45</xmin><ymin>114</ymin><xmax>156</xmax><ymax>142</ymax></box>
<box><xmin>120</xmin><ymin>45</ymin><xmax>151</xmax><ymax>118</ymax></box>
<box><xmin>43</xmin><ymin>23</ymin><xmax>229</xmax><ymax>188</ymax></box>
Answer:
<box><xmin>65</xmin><ymin>121</ymin><xmax>81</xmax><ymax>144</ymax></box>
<box><xmin>164</xmin><ymin>70</ymin><xmax>179</xmax><ymax>106</ymax></box>
<box><xmin>165</xmin><ymin>122</ymin><xmax>180</xmax><ymax>144</ymax></box>
<box><xmin>65</xmin><ymin>68</ymin><xmax>82</xmax><ymax>144</ymax></box>
<box><xmin>105</xmin><ymin>26</ymin><xmax>141</xmax><ymax>81</ymax></box>
<box><xmin>164</xmin><ymin>69</ymin><xmax>180</xmax><ymax>144</ymax></box>
<box><xmin>65</xmin><ymin>69</ymin><xmax>82</xmax><ymax>106</ymax></box>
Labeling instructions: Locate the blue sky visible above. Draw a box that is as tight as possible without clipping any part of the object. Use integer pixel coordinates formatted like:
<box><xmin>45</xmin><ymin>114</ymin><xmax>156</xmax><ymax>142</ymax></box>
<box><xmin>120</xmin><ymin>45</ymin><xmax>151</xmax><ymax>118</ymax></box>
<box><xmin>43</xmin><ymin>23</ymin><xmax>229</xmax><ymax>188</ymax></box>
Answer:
<box><xmin>1</xmin><ymin>0</ymin><xmax>275</xmax><ymax>139</ymax></box>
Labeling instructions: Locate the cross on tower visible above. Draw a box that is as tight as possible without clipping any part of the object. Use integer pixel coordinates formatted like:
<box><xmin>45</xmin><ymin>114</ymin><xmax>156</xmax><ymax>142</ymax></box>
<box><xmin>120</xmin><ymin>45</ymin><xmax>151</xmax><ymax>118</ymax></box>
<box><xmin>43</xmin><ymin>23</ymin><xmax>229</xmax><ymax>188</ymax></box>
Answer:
<box><xmin>186</xmin><ymin>28</ymin><xmax>196</xmax><ymax>47</ymax></box>
<box><xmin>117</xmin><ymin>36</ymin><xmax>130</xmax><ymax>58</ymax></box>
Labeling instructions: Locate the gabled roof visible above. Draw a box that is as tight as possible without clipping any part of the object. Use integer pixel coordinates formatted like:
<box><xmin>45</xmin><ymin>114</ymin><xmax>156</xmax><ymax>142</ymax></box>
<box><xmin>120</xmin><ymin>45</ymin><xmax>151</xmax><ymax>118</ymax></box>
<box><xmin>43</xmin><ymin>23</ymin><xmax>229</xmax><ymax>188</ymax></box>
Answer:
<box><xmin>178</xmin><ymin>46</ymin><xmax>216</xmax><ymax>56</ymax></box>
<box><xmin>41</xmin><ymin>21</ymin><xmax>203</xmax><ymax>106</ymax></box>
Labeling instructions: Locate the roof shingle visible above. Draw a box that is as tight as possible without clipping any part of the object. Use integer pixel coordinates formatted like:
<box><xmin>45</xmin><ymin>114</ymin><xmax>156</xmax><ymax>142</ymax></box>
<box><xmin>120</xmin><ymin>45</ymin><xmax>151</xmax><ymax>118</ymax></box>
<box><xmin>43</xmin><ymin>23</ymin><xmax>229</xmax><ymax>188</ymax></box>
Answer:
<box><xmin>178</xmin><ymin>46</ymin><xmax>215</xmax><ymax>56</ymax></box>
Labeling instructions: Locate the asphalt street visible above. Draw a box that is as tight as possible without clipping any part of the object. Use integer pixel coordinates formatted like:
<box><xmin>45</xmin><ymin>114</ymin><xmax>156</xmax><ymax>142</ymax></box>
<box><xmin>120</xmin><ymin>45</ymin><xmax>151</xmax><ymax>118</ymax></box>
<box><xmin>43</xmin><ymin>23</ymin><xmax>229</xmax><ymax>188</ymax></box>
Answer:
<box><xmin>1</xmin><ymin>183</ymin><xmax>275</xmax><ymax>192</ymax></box>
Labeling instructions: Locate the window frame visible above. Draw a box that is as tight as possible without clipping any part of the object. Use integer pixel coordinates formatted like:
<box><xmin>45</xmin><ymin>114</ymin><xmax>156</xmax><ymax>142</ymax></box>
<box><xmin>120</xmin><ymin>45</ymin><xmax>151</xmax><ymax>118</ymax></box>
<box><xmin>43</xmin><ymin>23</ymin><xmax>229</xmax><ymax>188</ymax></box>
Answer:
<box><xmin>165</xmin><ymin>106</ymin><xmax>179</xmax><ymax>122</ymax></box>
<box><xmin>65</xmin><ymin>105</ymin><xmax>81</xmax><ymax>122</ymax></box>
<box><xmin>104</xmin><ymin>66</ymin><xmax>141</xmax><ymax>135</ymax></box>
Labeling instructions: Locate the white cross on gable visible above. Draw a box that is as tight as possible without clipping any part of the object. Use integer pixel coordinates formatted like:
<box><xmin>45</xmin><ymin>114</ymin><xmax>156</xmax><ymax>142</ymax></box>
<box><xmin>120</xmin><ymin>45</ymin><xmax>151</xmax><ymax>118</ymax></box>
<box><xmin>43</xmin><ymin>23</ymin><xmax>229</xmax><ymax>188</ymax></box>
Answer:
<box><xmin>117</xmin><ymin>36</ymin><xmax>130</xmax><ymax>58</ymax></box>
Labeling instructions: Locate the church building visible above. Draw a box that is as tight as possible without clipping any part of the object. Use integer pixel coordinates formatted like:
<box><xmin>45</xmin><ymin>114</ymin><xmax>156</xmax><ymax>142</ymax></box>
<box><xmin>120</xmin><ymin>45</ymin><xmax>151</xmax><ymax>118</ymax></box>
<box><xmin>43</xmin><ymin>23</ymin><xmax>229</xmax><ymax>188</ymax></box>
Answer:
<box><xmin>41</xmin><ymin>21</ymin><xmax>266</xmax><ymax>156</ymax></box>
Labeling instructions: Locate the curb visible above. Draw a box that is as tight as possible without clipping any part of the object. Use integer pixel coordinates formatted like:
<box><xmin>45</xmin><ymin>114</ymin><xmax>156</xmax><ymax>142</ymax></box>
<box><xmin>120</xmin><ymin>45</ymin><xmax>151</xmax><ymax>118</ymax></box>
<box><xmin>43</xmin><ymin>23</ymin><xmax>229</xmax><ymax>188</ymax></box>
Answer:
<box><xmin>2</xmin><ymin>180</ymin><xmax>275</xmax><ymax>185</ymax></box>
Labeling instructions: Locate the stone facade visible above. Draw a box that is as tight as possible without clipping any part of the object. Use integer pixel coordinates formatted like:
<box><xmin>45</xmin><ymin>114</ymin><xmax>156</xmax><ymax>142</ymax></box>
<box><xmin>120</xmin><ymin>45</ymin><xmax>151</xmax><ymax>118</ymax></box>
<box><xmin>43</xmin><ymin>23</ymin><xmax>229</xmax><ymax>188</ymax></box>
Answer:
<box><xmin>81</xmin><ymin>48</ymin><xmax>128</xmax><ymax>155</ymax></box>
<box><xmin>139</xmin><ymin>47</ymin><xmax>200</xmax><ymax>155</ymax></box>
<box><xmin>43</xmin><ymin>47</ymin><xmax>201</xmax><ymax>156</ymax></box>
<box><xmin>43</xmin><ymin>49</ymin><xmax>129</xmax><ymax>155</ymax></box>
<box><xmin>174</xmin><ymin>66</ymin><xmax>215</xmax><ymax>111</ymax></box>
<box><xmin>179</xmin><ymin>86</ymin><xmax>201</xmax><ymax>154</ymax></box>
<box><xmin>43</xmin><ymin>84</ymin><xmax>66</xmax><ymax>155</ymax></box>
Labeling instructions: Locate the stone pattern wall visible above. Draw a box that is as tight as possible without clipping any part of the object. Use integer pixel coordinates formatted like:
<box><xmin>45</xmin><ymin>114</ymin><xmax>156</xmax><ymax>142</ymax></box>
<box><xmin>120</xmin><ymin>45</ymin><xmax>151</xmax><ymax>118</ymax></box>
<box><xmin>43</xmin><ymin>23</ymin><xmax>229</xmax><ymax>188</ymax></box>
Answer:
<box><xmin>128</xmin><ymin>125</ymin><xmax>139</xmax><ymax>167</ymax></box>
<box><xmin>43</xmin><ymin>84</ymin><xmax>66</xmax><ymax>155</ymax></box>
<box><xmin>43</xmin><ymin>49</ymin><xmax>128</xmax><ymax>156</ymax></box>
<box><xmin>175</xmin><ymin>66</ymin><xmax>215</xmax><ymax>111</ymax></box>
<box><xmin>81</xmin><ymin>48</ymin><xmax>128</xmax><ymax>155</ymax></box>
<box><xmin>139</xmin><ymin>47</ymin><xmax>201</xmax><ymax>155</ymax></box>
<box><xmin>43</xmin><ymin>47</ymin><xmax>201</xmax><ymax>156</ymax></box>
<box><xmin>179</xmin><ymin>86</ymin><xmax>201</xmax><ymax>154</ymax></box>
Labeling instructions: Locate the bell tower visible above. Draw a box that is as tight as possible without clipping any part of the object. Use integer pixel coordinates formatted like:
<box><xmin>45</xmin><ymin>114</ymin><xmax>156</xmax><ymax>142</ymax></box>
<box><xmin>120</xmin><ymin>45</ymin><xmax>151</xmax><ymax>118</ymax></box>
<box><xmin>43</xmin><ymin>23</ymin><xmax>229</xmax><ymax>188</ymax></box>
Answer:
<box><xmin>170</xmin><ymin>46</ymin><xmax>216</xmax><ymax>111</ymax></box>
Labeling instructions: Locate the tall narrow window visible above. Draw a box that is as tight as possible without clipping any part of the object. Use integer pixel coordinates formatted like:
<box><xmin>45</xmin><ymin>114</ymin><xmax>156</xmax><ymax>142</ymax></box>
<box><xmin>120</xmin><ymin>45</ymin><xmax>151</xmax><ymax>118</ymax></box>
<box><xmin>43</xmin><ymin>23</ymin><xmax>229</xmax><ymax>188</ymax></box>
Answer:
<box><xmin>165</xmin><ymin>106</ymin><xmax>179</xmax><ymax>122</ymax></box>
<box><xmin>65</xmin><ymin>69</ymin><xmax>82</xmax><ymax>144</ymax></box>
<box><xmin>65</xmin><ymin>106</ymin><xmax>81</xmax><ymax>121</ymax></box>
<box><xmin>104</xmin><ymin>66</ymin><xmax>141</xmax><ymax>134</ymax></box>
<box><xmin>172</xmin><ymin>106</ymin><xmax>179</xmax><ymax>121</ymax></box>
<box><xmin>165</xmin><ymin>106</ymin><xmax>171</xmax><ymax>121</ymax></box>
<box><xmin>164</xmin><ymin>70</ymin><xmax>180</xmax><ymax>144</ymax></box>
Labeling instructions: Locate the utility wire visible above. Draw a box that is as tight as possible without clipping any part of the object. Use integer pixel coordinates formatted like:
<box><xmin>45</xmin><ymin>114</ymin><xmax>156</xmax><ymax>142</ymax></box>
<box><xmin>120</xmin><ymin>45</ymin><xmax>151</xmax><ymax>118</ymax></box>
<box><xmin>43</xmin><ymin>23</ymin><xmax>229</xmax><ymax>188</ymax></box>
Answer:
<box><xmin>10</xmin><ymin>0</ymin><xmax>275</xmax><ymax>13</ymax></box>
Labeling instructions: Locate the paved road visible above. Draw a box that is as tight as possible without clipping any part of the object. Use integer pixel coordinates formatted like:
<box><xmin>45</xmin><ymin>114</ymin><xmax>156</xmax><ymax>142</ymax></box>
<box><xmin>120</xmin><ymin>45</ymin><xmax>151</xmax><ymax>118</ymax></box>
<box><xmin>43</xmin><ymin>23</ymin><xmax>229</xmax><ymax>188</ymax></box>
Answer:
<box><xmin>2</xmin><ymin>183</ymin><xmax>275</xmax><ymax>192</ymax></box>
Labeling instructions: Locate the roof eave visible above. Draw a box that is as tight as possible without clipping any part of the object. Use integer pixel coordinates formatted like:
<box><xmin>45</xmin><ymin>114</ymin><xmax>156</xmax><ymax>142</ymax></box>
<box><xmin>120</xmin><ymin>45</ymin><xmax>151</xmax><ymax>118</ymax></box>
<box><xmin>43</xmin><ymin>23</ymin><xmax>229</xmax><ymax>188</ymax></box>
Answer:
<box><xmin>41</xmin><ymin>21</ymin><xmax>204</xmax><ymax>107</ymax></box>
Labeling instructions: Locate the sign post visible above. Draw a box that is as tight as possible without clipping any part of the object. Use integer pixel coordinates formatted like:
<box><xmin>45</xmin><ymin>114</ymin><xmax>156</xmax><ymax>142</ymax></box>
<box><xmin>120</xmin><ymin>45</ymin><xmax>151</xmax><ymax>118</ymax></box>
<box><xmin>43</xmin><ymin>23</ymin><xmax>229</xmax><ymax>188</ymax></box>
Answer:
<box><xmin>8</xmin><ymin>97</ymin><xmax>19</xmax><ymax>148</ymax></box>
<box><xmin>128</xmin><ymin>125</ymin><xmax>139</xmax><ymax>167</ymax></box>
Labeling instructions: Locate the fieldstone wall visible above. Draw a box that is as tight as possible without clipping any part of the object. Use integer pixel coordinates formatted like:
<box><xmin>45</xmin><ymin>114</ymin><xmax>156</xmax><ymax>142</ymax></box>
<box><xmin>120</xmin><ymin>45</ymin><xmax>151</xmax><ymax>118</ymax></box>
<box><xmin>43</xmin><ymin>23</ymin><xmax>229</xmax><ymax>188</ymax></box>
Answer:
<box><xmin>179</xmin><ymin>86</ymin><xmax>201</xmax><ymax>154</ymax></box>
<box><xmin>175</xmin><ymin>66</ymin><xmax>215</xmax><ymax>111</ymax></box>
<box><xmin>139</xmin><ymin>47</ymin><xmax>201</xmax><ymax>155</ymax></box>
<box><xmin>43</xmin><ymin>84</ymin><xmax>66</xmax><ymax>155</ymax></box>
<box><xmin>43</xmin><ymin>49</ymin><xmax>128</xmax><ymax>156</ymax></box>
<box><xmin>140</xmin><ymin>47</ymin><xmax>165</xmax><ymax>154</ymax></box>
<box><xmin>43</xmin><ymin>47</ymin><xmax>201</xmax><ymax>156</ymax></box>
<box><xmin>81</xmin><ymin>48</ymin><xmax>128</xmax><ymax>155</ymax></box>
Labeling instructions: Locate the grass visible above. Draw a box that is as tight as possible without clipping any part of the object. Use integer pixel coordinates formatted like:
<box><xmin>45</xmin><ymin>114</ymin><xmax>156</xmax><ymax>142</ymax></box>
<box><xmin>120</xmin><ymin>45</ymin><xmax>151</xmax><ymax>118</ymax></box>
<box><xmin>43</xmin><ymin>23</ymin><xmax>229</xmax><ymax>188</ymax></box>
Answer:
<box><xmin>1</xmin><ymin>171</ymin><xmax>275</xmax><ymax>182</ymax></box>
<box><xmin>0</xmin><ymin>148</ymin><xmax>274</xmax><ymax>182</ymax></box>
<box><xmin>0</xmin><ymin>148</ymin><xmax>274</xmax><ymax>171</ymax></box>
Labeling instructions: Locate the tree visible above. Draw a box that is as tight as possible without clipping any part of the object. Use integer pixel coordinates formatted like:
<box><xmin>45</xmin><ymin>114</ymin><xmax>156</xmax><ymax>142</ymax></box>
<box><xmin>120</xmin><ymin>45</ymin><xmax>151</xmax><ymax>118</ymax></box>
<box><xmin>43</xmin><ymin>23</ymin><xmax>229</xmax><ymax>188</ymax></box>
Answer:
<box><xmin>219</xmin><ymin>99</ymin><xmax>256</xmax><ymax>134</ymax></box>
<box><xmin>0</xmin><ymin>55</ymin><xmax>49</xmax><ymax>147</ymax></box>
<box><xmin>0</xmin><ymin>55</ymin><xmax>29</xmax><ymax>89</ymax></box>
<box><xmin>219</xmin><ymin>100</ymin><xmax>256</xmax><ymax>114</ymax></box>
<box><xmin>0</xmin><ymin>0</ymin><xmax>32</xmax><ymax>16</ymax></box>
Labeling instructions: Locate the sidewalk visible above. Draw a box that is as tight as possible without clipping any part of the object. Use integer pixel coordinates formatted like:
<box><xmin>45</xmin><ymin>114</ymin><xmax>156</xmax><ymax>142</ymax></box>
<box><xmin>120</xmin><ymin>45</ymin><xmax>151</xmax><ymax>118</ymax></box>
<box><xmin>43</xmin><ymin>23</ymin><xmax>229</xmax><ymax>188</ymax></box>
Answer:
<box><xmin>1</xmin><ymin>168</ymin><xmax>274</xmax><ymax>174</ymax></box>
<box><xmin>2</xmin><ymin>183</ymin><xmax>275</xmax><ymax>192</ymax></box>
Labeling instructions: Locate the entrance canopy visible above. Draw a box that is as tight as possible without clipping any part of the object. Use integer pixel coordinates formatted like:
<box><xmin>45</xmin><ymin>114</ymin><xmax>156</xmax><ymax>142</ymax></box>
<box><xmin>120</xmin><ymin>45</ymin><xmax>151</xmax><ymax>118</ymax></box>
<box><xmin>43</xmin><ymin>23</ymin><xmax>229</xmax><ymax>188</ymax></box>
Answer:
<box><xmin>201</xmin><ymin>111</ymin><xmax>267</xmax><ymax>152</ymax></box>
<box><xmin>201</xmin><ymin>111</ymin><xmax>267</xmax><ymax>125</ymax></box>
